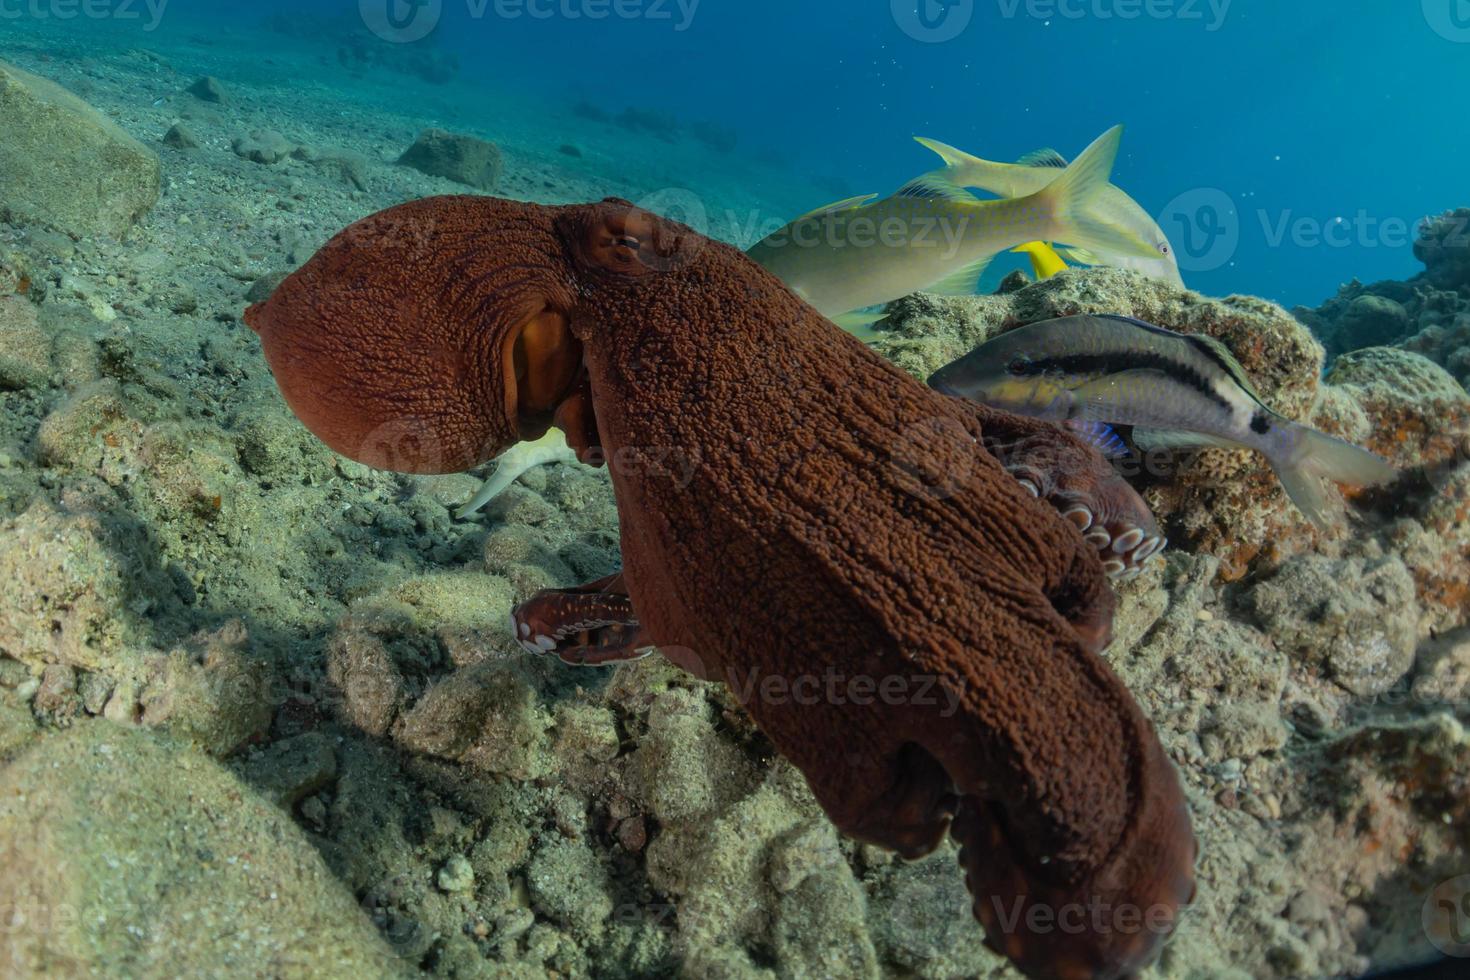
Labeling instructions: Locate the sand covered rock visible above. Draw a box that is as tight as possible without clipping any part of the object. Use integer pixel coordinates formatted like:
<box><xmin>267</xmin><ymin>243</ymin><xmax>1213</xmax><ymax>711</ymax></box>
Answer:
<box><xmin>1249</xmin><ymin>553</ymin><xmax>1421</xmax><ymax>696</ymax></box>
<box><xmin>186</xmin><ymin>75</ymin><xmax>229</xmax><ymax>104</ymax></box>
<box><xmin>398</xmin><ymin>128</ymin><xmax>503</xmax><ymax>191</ymax></box>
<box><xmin>0</xmin><ymin>60</ymin><xmax>160</xmax><ymax>237</ymax></box>
<box><xmin>161</xmin><ymin>122</ymin><xmax>199</xmax><ymax>150</ymax></box>
<box><xmin>0</xmin><ymin>294</ymin><xmax>51</xmax><ymax>390</ymax></box>
<box><xmin>0</xmin><ymin>500</ymin><xmax>132</xmax><ymax>671</ymax></box>
<box><xmin>0</xmin><ymin>722</ymin><xmax>407</xmax><ymax>978</ymax></box>
<box><xmin>232</xmin><ymin>129</ymin><xmax>295</xmax><ymax>165</ymax></box>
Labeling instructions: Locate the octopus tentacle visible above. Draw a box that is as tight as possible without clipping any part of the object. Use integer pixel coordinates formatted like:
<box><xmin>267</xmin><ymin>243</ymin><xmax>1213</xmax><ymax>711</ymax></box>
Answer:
<box><xmin>944</xmin><ymin>396</ymin><xmax>1167</xmax><ymax>579</ymax></box>
<box><xmin>512</xmin><ymin>573</ymin><xmax>653</xmax><ymax>666</ymax></box>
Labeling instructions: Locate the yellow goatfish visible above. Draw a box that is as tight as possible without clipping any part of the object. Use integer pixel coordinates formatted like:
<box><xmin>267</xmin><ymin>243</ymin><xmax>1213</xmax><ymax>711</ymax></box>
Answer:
<box><xmin>746</xmin><ymin>126</ymin><xmax>1160</xmax><ymax>320</ymax></box>
<box><xmin>915</xmin><ymin>135</ymin><xmax>1185</xmax><ymax>288</ymax></box>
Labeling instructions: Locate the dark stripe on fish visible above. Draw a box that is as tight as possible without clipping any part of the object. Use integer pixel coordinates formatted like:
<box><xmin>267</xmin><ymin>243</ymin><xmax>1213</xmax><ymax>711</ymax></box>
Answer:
<box><xmin>1250</xmin><ymin>411</ymin><xmax>1272</xmax><ymax>435</ymax></box>
<box><xmin>1024</xmin><ymin>350</ymin><xmax>1234</xmax><ymax>415</ymax></box>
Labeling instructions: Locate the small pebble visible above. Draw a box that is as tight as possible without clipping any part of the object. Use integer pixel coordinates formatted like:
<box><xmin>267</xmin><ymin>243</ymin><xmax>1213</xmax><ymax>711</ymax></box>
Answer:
<box><xmin>437</xmin><ymin>855</ymin><xmax>475</xmax><ymax>893</ymax></box>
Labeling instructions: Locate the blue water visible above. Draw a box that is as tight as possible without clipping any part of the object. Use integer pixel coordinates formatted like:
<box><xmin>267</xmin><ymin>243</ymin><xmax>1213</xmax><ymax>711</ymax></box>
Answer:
<box><xmin>380</xmin><ymin>0</ymin><xmax>1470</xmax><ymax>306</ymax></box>
<box><xmin>29</xmin><ymin>0</ymin><xmax>1470</xmax><ymax>307</ymax></box>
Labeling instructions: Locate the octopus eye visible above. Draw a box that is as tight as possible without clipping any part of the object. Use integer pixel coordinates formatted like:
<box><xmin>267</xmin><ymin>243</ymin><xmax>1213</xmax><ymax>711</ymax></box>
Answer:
<box><xmin>1006</xmin><ymin>355</ymin><xmax>1033</xmax><ymax>377</ymax></box>
<box><xmin>615</xmin><ymin>234</ymin><xmax>642</xmax><ymax>252</ymax></box>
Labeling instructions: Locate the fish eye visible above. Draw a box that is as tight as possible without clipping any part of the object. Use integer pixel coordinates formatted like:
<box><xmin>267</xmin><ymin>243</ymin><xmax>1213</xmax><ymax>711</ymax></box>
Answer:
<box><xmin>1006</xmin><ymin>354</ymin><xmax>1033</xmax><ymax>376</ymax></box>
<box><xmin>1158</xmin><ymin>243</ymin><xmax>1171</xmax><ymax>255</ymax></box>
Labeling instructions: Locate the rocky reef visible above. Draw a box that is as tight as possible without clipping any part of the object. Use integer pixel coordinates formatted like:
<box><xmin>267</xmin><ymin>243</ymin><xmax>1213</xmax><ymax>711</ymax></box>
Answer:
<box><xmin>1296</xmin><ymin>208</ymin><xmax>1470</xmax><ymax>386</ymax></box>
<box><xmin>0</xmin><ymin>41</ymin><xmax>1468</xmax><ymax>980</ymax></box>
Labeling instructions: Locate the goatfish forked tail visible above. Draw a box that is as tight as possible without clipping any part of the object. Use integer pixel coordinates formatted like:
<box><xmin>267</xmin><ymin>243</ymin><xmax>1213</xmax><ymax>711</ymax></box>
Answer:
<box><xmin>928</xmin><ymin>313</ymin><xmax>1396</xmax><ymax>529</ymax></box>
<box><xmin>746</xmin><ymin>125</ymin><xmax>1162</xmax><ymax>321</ymax></box>
<box><xmin>915</xmin><ymin>135</ymin><xmax>1185</xmax><ymax>289</ymax></box>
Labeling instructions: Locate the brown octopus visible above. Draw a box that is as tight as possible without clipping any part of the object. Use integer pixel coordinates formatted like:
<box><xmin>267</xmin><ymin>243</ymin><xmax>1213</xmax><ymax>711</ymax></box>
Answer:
<box><xmin>246</xmin><ymin>195</ymin><xmax>1196</xmax><ymax>980</ymax></box>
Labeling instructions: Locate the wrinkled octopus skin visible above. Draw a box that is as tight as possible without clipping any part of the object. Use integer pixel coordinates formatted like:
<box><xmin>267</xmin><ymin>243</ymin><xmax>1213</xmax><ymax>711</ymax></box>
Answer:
<box><xmin>245</xmin><ymin>195</ymin><xmax>1197</xmax><ymax>980</ymax></box>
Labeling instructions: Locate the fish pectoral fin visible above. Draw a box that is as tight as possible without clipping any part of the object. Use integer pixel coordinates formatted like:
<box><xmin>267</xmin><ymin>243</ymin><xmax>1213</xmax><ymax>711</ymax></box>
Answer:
<box><xmin>1061</xmin><ymin>247</ymin><xmax>1101</xmax><ymax>265</ymax></box>
<box><xmin>923</xmin><ymin>256</ymin><xmax>993</xmax><ymax>297</ymax></box>
<box><xmin>1064</xmin><ymin>420</ymin><xmax>1129</xmax><ymax>458</ymax></box>
<box><xmin>1017</xmin><ymin>147</ymin><xmax>1069</xmax><ymax>168</ymax></box>
<box><xmin>1130</xmin><ymin>427</ymin><xmax>1243</xmax><ymax>453</ymax></box>
<box><xmin>795</xmin><ymin>193</ymin><xmax>880</xmax><ymax>222</ymax></box>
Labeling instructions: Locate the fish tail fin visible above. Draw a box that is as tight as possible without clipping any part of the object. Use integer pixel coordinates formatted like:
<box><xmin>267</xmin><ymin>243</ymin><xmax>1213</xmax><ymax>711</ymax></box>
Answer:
<box><xmin>914</xmin><ymin>136</ymin><xmax>975</xmax><ymax>168</ymax></box>
<box><xmin>455</xmin><ymin>432</ymin><xmax>578</xmax><ymax>519</ymax></box>
<box><xmin>1267</xmin><ymin>423</ymin><xmax>1396</xmax><ymax>529</ymax></box>
<box><xmin>914</xmin><ymin>136</ymin><xmax>1006</xmax><ymax>185</ymax></box>
<box><xmin>1028</xmin><ymin>126</ymin><xmax>1158</xmax><ymax>261</ymax></box>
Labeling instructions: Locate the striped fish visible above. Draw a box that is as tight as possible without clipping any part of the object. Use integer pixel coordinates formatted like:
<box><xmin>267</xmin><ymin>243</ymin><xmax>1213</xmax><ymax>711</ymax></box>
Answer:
<box><xmin>928</xmin><ymin>314</ymin><xmax>1395</xmax><ymax>528</ymax></box>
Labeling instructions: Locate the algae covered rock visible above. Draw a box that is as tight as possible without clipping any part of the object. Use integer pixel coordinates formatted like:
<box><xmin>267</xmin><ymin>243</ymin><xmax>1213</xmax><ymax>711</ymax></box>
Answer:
<box><xmin>398</xmin><ymin>128</ymin><xmax>503</xmax><ymax>191</ymax></box>
<box><xmin>1414</xmin><ymin>207</ymin><xmax>1470</xmax><ymax>290</ymax></box>
<box><xmin>1249</xmin><ymin>553</ymin><xmax>1421</xmax><ymax>696</ymax></box>
<box><xmin>0</xmin><ymin>60</ymin><xmax>160</xmax><ymax>237</ymax></box>
<box><xmin>0</xmin><ymin>722</ymin><xmax>408</xmax><ymax>978</ymax></box>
